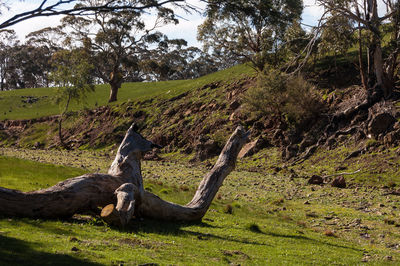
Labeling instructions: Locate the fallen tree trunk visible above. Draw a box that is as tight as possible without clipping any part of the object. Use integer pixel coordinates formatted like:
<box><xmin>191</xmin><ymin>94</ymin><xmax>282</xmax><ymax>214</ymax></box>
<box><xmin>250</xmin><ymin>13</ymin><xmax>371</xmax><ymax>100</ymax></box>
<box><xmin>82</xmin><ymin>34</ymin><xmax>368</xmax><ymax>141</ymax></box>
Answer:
<box><xmin>0</xmin><ymin>174</ymin><xmax>127</xmax><ymax>218</ymax></box>
<box><xmin>0</xmin><ymin>124</ymin><xmax>248</xmax><ymax>225</ymax></box>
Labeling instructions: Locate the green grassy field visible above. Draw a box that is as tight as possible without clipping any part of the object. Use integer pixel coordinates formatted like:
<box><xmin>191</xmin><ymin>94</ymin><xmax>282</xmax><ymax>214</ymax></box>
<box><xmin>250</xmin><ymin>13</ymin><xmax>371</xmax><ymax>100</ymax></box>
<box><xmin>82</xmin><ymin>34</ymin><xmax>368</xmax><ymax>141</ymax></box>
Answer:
<box><xmin>0</xmin><ymin>64</ymin><xmax>255</xmax><ymax>121</ymax></box>
<box><xmin>0</xmin><ymin>153</ymin><xmax>399</xmax><ymax>265</ymax></box>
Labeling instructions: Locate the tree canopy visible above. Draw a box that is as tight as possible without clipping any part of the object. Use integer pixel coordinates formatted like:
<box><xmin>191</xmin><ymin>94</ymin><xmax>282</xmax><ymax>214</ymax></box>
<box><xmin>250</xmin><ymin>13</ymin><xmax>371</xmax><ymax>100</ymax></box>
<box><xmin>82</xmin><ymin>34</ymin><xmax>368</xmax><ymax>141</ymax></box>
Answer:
<box><xmin>57</xmin><ymin>0</ymin><xmax>179</xmax><ymax>102</ymax></box>
<box><xmin>314</xmin><ymin>0</ymin><xmax>400</xmax><ymax>97</ymax></box>
<box><xmin>198</xmin><ymin>0</ymin><xmax>303</xmax><ymax>71</ymax></box>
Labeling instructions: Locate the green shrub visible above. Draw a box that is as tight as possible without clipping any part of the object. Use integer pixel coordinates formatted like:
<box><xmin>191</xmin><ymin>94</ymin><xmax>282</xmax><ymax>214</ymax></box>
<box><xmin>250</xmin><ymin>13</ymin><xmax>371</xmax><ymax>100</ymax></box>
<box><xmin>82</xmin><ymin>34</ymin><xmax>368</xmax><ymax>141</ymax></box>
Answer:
<box><xmin>244</xmin><ymin>68</ymin><xmax>324</xmax><ymax>128</ymax></box>
<box><xmin>284</xmin><ymin>75</ymin><xmax>324</xmax><ymax>127</ymax></box>
<box><xmin>244</xmin><ymin>68</ymin><xmax>286</xmax><ymax>117</ymax></box>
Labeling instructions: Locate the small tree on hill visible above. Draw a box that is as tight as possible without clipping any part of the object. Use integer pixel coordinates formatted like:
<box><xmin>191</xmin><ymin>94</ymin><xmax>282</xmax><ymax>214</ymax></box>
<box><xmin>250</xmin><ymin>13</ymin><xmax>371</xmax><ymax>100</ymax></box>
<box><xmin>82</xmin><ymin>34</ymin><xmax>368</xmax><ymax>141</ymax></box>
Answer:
<box><xmin>50</xmin><ymin>48</ymin><xmax>94</xmax><ymax>148</ymax></box>
<box><xmin>245</xmin><ymin>68</ymin><xmax>324</xmax><ymax>129</ymax></box>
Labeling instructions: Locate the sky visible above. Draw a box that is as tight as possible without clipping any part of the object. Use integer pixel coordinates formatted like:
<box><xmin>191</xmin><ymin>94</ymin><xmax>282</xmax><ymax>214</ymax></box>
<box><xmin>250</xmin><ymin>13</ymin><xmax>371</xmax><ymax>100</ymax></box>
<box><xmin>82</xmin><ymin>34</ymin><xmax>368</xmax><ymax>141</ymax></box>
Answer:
<box><xmin>1</xmin><ymin>0</ymin><xmax>324</xmax><ymax>47</ymax></box>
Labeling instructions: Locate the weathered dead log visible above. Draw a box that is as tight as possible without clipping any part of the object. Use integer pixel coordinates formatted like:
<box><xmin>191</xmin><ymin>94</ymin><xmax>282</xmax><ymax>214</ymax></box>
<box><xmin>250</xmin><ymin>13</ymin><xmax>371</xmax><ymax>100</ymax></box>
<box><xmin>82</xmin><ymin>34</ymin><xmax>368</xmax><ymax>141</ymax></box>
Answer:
<box><xmin>104</xmin><ymin>125</ymin><xmax>249</xmax><ymax>225</ymax></box>
<box><xmin>0</xmin><ymin>174</ymin><xmax>126</xmax><ymax>218</ymax></box>
<box><xmin>0</xmin><ymin>124</ymin><xmax>248</xmax><ymax>225</ymax></box>
<box><xmin>0</xmin><ymin>124</ymin><xmax>154</xmax><ymax>218</ymax></box>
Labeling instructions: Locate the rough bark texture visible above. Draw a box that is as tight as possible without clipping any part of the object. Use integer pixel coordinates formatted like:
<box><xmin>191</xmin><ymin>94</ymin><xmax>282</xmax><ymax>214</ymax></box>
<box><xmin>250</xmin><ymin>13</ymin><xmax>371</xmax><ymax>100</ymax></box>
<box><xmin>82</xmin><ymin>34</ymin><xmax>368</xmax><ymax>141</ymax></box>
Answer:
<box><xmin>108</xmin><ymin>70</ymin><xmax>123</xmax><ymax>103</ymax></box>
<box><xmin>0</xmin><ymin>124</ymin><xmax>248</xmax><ymax>225</ymax></box>
<box><xmin>0</xmin><ymin>174</ymin><xmax>127</xmax><ymax>218</ymax></box>
<box><xmin>108</xmin><ymin>83</ymin><xmax>119</xmax><ymax>103</ymax></box>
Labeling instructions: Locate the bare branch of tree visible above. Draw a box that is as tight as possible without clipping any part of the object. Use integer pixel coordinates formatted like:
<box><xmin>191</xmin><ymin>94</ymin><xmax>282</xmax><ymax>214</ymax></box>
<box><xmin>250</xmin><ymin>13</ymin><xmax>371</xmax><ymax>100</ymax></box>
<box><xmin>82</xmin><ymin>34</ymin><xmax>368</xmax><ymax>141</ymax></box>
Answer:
<box><xmin>0</xmin><ymin>0</ymin><xmax>187</xmax><ymax>30</ymax></box>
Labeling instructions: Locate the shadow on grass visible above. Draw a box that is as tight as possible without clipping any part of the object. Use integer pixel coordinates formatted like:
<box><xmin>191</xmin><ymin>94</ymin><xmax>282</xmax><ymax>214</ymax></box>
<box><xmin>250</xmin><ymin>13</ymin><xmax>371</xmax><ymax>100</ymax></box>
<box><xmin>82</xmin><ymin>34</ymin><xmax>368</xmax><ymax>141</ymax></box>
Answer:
<box><xmin>264</xmin><ymin>231</ymin><xmax>363</xmax><ymax>252</ymax></box>
<box><xmin>18</xmin><ymin>218</ymin><xmax>74</xmax><ymax>236</ymax></box>
<box><xmin>122</xmin><ymin>219</ymin><xmax>270</xmax><ymax>246</ymax></box>
<box><xmin>0</xmin><ymin>235</ymin><xmax>99</xmax><ymax>266</ymax></box>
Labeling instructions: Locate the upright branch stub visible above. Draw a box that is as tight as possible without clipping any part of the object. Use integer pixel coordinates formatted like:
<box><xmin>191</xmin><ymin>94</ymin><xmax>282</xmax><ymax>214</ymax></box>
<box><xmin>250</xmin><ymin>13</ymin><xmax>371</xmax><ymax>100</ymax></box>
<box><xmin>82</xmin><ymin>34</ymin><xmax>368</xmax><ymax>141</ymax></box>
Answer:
<box><xmin>137</xmin><ymin>125</ymin><xmax>250</xmax><ymax>221</ymax></box>
<box><xmin>186</xmin><ymin>126</ymin><xmax>250</xmax><ymax>212</ymax></box>
<box><xmin>108</xmin><ymin>123</ymin><xmax>160</xmax><ymax>194</ymax></box>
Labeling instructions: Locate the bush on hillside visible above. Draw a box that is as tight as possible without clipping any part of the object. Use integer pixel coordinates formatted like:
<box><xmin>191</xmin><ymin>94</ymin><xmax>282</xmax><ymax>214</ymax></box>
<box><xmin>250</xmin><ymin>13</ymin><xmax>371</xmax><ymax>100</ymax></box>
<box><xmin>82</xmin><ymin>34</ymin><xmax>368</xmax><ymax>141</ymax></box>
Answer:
<box><xmin>244</xmin><ymin>68</ymin><xmax>324</xmax><ymax>129</ymax></box>
<box><xmin>284</xmin><ymin>75</ymin><xmax>324</xmax><ymax>127</ymax></box>
<box><xmin>244</xmin><ymin>68</ymin><xmax>286</xmax><ymax>117</ymax></box>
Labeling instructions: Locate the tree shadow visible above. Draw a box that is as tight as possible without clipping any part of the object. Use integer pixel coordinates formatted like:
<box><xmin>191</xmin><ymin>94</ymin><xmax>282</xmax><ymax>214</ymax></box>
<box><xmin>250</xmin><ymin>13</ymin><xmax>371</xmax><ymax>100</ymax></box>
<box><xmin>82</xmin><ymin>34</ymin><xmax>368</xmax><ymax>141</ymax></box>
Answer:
<box><xmin>122</xmin><ymin>219</ymin><xmax>270</xmax><ymax>246</ymax></box>
<box><xmin>18</xmin><ymin>219</ymin><xmax>73</xmax><ymax>236</ymax></box>
<box><xmin>264</xmin><ymin>231</ymin><xmax>363</xmax><ymax>252</ymax></box>
<box><xmin>0</xmin><ymin>235</ymin><xmax>100</xmax><ymax>266</ymax></box>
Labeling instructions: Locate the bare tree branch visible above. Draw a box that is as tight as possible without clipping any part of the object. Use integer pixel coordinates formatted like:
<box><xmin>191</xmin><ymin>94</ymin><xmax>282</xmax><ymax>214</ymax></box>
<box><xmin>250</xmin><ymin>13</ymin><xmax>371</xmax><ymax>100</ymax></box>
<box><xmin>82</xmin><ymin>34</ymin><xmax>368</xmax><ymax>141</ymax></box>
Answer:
<box><xmin>0</xmin><ymin>0</ymin><xmax>187</xmax><ymax>30</ymax></box>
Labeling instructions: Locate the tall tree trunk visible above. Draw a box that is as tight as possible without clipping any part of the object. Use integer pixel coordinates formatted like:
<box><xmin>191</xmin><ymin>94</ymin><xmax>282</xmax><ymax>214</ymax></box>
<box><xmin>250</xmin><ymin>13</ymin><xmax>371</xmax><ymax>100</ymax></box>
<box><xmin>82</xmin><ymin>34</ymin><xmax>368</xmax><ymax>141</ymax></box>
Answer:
<box><xmin>108</xmin><ymin>69</ymin><xmax>123</xmax><ymax>103</ymax></box>
<box><xmin>356</xmin><ymin>9</ymin><xmax>367</xmax><ymax>90</ymax></box>
<box><xmin>372</xmin><ymin>37</ymin><xmax>393</xmax><ymax>98</ymax></box>
<box><xmin>367</xmin><ymin>46</ymin><xmax>372</xmax><ymax>82</ymax></box>
<box><xmin>0</xmin><ymin>124</ymin><xmax>249</xmax><ymax>225</ymax></box>
<box><xmin>367</xmin><ymin>0</ymin><xmax>392</xmax><ymax>98</ymax></box>
<box><xmin>108</xmin><ymin>82</ymin><xmax>119</xmax><ymax>103</ymax></box>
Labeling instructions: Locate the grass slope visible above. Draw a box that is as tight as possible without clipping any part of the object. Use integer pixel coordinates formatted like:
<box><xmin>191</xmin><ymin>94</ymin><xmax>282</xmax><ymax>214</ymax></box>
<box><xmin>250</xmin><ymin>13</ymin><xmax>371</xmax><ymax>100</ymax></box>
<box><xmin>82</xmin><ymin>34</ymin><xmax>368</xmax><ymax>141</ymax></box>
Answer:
<box><xmin>0</xmin><ymin>156</ymin><xmax>86</xmax><ymax>191</ymax></box>
<box><xmin>0</xmin><ymin>151</ymin><xmax>399</xmax><ymax>265</ymax></box>
<box><xmin>0</xmin><ymin>64</ymin><xmax>255</xmax><ymax>120</ymax></box>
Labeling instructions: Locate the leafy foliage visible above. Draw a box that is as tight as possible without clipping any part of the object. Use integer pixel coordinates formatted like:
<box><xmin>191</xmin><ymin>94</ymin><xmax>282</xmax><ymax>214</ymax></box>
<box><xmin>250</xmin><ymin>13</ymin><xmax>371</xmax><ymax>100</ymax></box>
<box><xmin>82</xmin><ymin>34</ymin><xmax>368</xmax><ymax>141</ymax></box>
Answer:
<box><xmin>50</xmin><ymin>48</ymin><xmax>94</xmax><ymax>147</ymax></box>
<box><xmin>245</xmin><ymin>69</ymin><xmax>324</xmax><ymax>127</ymax></box>
<box><xmin>58</xmin><ymin>0</ymin><xmax>181</xmax><ymax>102</ymax></box>
<box><xmin>0</xmin><ymin>30</ymin><xmax>19</xmax><ymax>91</ymax></box>
<box><xmin>140</xmin><ymin>42</ymin><xmax>219</xmax><ymax>81</ymax></box>
<box><xmin>50</xmin><ymin>49</ymin><xmax>94</xmax><ymax>106</ymax></box>
<box><xmin>198</xmin><ymin>0</ymin><xmax>303</xmax><ymax>71</ymax></box>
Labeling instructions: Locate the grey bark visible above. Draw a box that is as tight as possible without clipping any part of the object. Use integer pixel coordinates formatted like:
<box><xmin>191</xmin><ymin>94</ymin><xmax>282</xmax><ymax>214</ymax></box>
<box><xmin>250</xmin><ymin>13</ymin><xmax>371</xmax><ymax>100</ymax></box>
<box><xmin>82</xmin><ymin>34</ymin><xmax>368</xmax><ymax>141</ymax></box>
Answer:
<box><xmin>0</xmin><ymin>124</ymin><xmax>249</xmax><ymax>225</ymax></box>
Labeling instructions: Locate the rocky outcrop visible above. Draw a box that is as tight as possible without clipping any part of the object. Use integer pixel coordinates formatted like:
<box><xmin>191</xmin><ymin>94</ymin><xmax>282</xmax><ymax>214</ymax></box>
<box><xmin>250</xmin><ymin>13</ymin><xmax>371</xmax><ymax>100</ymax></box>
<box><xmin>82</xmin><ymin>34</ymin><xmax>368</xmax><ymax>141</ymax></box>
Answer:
<box><xmin>308</xmin><ymin>175</ymin><xmax>324</xmax><ymax>185</ymax></box>
<box><xmin>192</xmin><ymin>136</ymin><xmax>221</xmax><ymax>162</ymax></box>
<box><xmin>368</xmin><ymin>112</ymin><xmax>396</xmax><ymax>138</ymax></box>
<box><xmin>331</xmin><ymin>176</ymin><xmax>346</xmax><ymax>188</ymax></box>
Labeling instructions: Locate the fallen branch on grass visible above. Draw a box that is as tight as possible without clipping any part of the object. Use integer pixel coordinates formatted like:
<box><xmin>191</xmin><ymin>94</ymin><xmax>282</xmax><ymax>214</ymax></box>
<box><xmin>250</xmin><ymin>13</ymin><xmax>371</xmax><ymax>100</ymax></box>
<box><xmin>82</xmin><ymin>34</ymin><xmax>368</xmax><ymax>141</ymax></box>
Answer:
<box><xmin>0</xmin><ymin>124</ymin><xmax>249</xmax><ymax>227</ymax></box>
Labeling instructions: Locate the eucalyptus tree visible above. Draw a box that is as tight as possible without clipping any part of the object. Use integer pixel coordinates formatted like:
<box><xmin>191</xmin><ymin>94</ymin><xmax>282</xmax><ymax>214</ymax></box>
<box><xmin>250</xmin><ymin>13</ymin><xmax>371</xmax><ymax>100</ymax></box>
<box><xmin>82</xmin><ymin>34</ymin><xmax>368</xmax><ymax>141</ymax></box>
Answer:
<box><xmin>198</xmin><ymin>0</ymin><xmax>303</xmax><ymax>71</ymax></box>
<box><xmin>59</xmin><ymin>0</ymin><xmax>179</xmax><ymax>102</ymax></box>
<box><xmin>0</xmin><ymin>29</ymin><xmax>18</xmax><ymax>91</ymax></box>
<box><xmin>318</xmin><ymin>13</ymin><xmax>355</xmax><ymax>75</ymax></box>
<box><xmin>0</xmin><ymin>28</ymin><xmax>60</xmax><ymax>90</ymax></box>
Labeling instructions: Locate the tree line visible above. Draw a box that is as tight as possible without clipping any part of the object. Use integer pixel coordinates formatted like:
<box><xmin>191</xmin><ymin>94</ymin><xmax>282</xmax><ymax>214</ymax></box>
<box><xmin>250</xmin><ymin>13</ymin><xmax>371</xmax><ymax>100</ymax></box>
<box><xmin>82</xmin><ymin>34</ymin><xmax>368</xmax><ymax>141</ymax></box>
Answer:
<box><xmin>1</xmin><ymin>0</ymin><xmax>400</xmax><ymax>101</ymax></box>
<box><xmin>0</xmin><ymin>17</ymin><xmax>218</xmax><ymax>102</ymax></box>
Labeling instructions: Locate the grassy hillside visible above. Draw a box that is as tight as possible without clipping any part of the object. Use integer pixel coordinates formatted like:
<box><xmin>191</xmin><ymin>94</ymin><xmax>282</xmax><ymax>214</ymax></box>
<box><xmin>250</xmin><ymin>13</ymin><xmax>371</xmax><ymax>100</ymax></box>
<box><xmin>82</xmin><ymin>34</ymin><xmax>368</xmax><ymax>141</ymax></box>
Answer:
<box><xmin>0</xmin><ymin>64</ymin><xmax>255</xmax><ymax>120</ymax></box>
<box><xmin>0</xmin><ymin>156</ymin><xmax>85</xmax><ymax>191</ymax></box>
